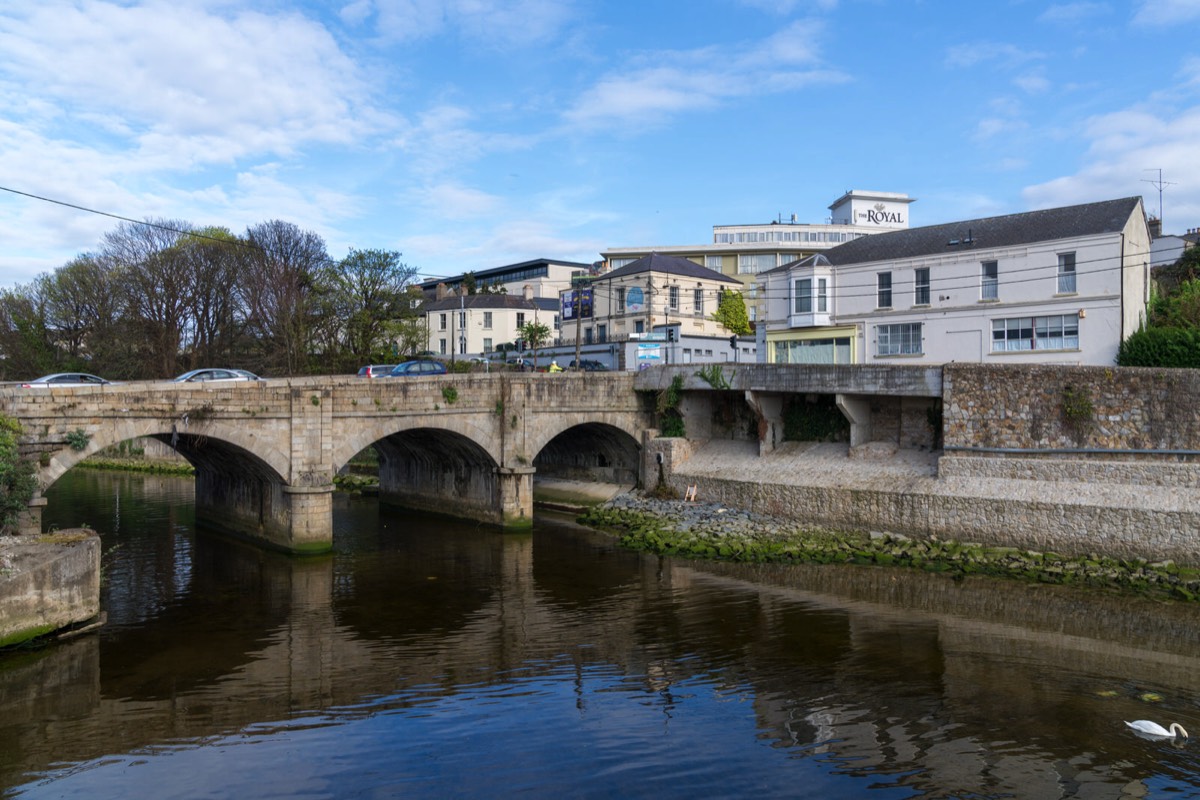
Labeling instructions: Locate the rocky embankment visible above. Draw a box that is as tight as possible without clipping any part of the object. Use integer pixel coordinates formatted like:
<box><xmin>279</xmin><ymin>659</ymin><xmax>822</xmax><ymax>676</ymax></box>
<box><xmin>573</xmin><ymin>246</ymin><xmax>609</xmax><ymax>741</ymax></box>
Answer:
<box><xmin>579</xmin><ymin>493</ymin><xmax>1200</xmax><ymax>602</ymax></box>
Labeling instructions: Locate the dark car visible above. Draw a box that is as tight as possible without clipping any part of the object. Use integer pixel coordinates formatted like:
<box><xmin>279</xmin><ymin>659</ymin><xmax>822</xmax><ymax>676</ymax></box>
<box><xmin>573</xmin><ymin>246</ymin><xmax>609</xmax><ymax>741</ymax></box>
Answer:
<box><xmin>21</xmin><ymin>372</ymin><xmax>114</xmax><ymax>388</ymax></box>
<box><xmin>173</xmin><ymin>368</ymin><xmax>262</xmax><ymax>383</ymax></box>
<box><xmin>389</xmin><ymin>360</ymin><xmax>448</xmax><ymax>377</ymax></box>
<box><xmin>569</xmin><ymin>359</ymin><xmax>610</xmax><ymax>371</ymax></box>
<box><xmin>357</xmin><ymin>364</ymin><xmax>397</xmax><ymax>378</ymax></box>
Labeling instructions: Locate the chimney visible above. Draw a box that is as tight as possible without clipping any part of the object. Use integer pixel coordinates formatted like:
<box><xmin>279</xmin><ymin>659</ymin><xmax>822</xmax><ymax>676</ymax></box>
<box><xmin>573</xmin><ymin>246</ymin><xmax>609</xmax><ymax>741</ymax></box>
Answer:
<box><xmin>1148</xmin><ymin>216</ymin><xmax>1163</xmax><ymax>238</ymax></box>
<box><xmin>523</xmin><ymin>284</ymin><xmax>533</xmax><ymax>301</ymax></box>
<box><xmin>435</xmin><ymin>282</ymin><xmax>448</xmax><ymax>300</ymax></box>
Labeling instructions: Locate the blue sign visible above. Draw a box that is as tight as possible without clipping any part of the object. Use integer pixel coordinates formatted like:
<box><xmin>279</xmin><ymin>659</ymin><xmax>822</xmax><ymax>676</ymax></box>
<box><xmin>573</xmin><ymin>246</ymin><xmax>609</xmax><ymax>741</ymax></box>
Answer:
<box><xmin>626</xmin><ymin>286</ymin><xmax>645</xmax><ymax>313</ymax></box>
<box><xmin>561</xmin><ymin>288</ymin><xmax>593</xmax><ymax>320</ymax></box>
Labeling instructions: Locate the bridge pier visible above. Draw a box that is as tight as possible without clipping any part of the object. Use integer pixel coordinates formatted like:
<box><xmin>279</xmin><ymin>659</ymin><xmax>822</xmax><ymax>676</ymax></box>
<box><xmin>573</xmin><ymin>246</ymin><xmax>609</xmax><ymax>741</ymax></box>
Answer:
<box><xmin>15</xmin><ymin>496</ymin><xmax>48</xmax><ymax>536</ymax></box>
<box><xmin>194</xmin><ymin>472</ymin><xmax>333</xmax><ymax>555</ymax></box>
<box><xmin>496</xmin><ymin>467</ymin><xmax>535</xmax><ymax>530</ymax></box>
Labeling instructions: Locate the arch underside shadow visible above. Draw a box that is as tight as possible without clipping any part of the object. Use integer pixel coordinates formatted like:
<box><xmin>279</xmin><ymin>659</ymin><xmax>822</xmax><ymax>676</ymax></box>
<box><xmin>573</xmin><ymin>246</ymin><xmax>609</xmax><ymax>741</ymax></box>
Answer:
<box><xmin>533</xmin><ymin>423</ymin><xmax>641</xmax><ymax>487</ymax></box>
<box><xmin>373</xmin><ymin>428</ymin><xmax>505</xmax><ymax>524</ymax></box>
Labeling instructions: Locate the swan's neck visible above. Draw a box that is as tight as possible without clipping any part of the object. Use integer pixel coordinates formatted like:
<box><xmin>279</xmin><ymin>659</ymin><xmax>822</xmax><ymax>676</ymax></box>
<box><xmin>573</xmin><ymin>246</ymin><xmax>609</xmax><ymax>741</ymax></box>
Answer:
<box><xmin>1172</xmin><ymin>723</ymin><xmax>1189</xmax><ymax>738</ymax></box>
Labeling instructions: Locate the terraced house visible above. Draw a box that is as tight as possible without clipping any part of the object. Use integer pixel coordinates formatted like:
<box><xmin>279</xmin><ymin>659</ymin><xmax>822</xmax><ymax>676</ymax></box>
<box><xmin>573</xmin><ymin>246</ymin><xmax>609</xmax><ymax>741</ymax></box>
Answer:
<box><xmin>757</xmin><ymin>197</ymin><xmax>1151</xmax><ymax>366</ymax></box>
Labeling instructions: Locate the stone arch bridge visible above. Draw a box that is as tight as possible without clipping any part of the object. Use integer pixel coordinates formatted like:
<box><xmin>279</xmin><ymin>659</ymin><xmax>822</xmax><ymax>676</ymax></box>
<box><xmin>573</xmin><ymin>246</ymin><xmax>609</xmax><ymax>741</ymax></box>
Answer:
<box><xmin>0</xmin><ymin>373</ymin><xmax>655</xmax><ymax>553</ymax></box>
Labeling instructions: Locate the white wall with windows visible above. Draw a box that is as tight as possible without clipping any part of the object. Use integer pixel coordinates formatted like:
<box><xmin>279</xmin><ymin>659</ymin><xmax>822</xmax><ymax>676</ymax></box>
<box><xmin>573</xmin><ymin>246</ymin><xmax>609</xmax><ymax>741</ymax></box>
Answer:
<box><xmin>758</xmin><ymin>200</ymin><xmax>1150</xmax><ymax>367</ymax></box>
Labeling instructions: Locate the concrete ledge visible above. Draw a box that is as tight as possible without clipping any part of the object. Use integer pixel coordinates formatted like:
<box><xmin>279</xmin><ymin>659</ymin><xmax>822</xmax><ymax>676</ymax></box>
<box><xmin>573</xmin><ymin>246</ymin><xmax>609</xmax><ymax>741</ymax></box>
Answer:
<box><xmin>0</xmin><ymin>530</ymin><xmax>101</xmax><ymax>648</ymax></box>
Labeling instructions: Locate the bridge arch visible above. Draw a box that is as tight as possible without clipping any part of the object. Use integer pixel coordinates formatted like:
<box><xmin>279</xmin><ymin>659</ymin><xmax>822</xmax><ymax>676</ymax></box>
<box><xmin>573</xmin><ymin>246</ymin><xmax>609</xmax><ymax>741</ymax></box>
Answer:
<box><xmin>529</xmin><ymin>419</ymin><xmax>642</xmax><ymax>488</ymax></box>
<box><xmin>38</xmin><ymin>418</ymin><xmax>290</xmax><ymax>490</ymax></box>
<box><xmin>331</xmin><ymin>416</ymin><xmax>497</xmax><ymax>475</ymax></box>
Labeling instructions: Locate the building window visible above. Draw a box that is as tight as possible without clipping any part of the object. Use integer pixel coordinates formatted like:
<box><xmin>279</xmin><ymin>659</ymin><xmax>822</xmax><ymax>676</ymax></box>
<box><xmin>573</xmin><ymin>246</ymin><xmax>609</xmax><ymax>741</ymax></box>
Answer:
<box><xmin>483</xmin><ymin>337</ymin><xmax>493</xmax><ymax>352</ymax></box>
<box><xmin>693</xmin><ymin>287</ymin><xmax>704</xmax><ymax>315</ymax></box>
<box><xmin>597</xmin><ymin>324</ymin><xmax>607</xmax><ymax>343</ymax></box>
<box><xmin>794</xmin><ymin>278</ymin><xmax>812</xmax><ymax>313</ymax></box>
<box><xmin>817</xmin><ymin>278</ymin><xmax>828</xmax><ymax>312</ymax></box>
<box><xmin>877</xmin><ymin>272</ymin><xmax>892</xmax><ymax>308</ymax></box>
<box><xmin>738</xmin><ymin>254</ymin><xmax>775</xmax><ymax>274</ymax></box>
<box><xmin>439</xmin><ymin>338</ymin><xmax>447</xmax><ymax>354</ymax></box>
<box><xmin>439</xmin><ymin>313</ymin><xmax>447</xmax><ymax>331</ymax></box>
<box><xmin>635</xmin><ymin>320</ymin><xmax>645</xmax><ymax>334</ymax></box>
<box><xmin>459</xmin><ymin>338</ymin><xmax>466</xmax><ymax>355</ymax></box>
<box><xmin>585</xmin><ymin>327</ymin><xmax>593</xmax><ymax>344</ymax></box>
<box><xmin>991</xmin><ymin>314</ymin><xmax>1080</xmax><ymax>351</ymax></box>
<box><xmin>1058</xmin><ymin>252</ymin><xmax>1076</xmax><ymax>293</ymax></box>
<box><xmin>877</xmin><ymin>323</ymin><xmax>922</xmax><ymax>356</ymax></box>
<box><xmin>483</xmin><ymin>312</ymin><xmax>493</xmax><ymax>329</ymax></box>
<box><xmin>669</xmin><ymin>285</ymin><xmax>679</xmax><ymax>311</ymax></box>
<box><xmin>616</xmin><ymin>287</ymin><xmax>626</xmax><ymax>312</ymax></box>
<box><xmin>705</xmin><ymin>255</ymin><xmax>722</xmax><ymax>272</ymax></box>
<box><xmin>610</xmin><ymin>258</ymin><xmax>635</xmax><ymax>269</ymax></box>
<box><xmin>458</xmin><ymin>311</ymin><xmax>466</xmax><ymax>328</ymax></box>
<box><xmin>553</xmin><ymin>314</ymin><xmax>560</xmax><ymax>330</ymax></box>
<box><xmin>915</xmin><ymin>268</ymin><xmax>930</xmax><ymax>305</ymax></box>
<box><xmin>516</xmin><ymin>312</ymin><xmax>525</xmax><ymax>329</ymax></box>
<box><xmin>981</xmin><ymin>261</ymin><xmax>998</xmax><ymax>300</ymax></box>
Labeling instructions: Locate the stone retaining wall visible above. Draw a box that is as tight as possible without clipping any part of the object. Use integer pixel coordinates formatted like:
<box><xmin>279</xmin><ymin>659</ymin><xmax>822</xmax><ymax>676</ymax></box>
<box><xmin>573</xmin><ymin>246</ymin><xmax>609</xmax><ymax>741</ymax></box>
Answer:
<box><xmin>662</xmin><ymin>471</ymin><xmax>1200</xmax><ymax>565</ymax></box>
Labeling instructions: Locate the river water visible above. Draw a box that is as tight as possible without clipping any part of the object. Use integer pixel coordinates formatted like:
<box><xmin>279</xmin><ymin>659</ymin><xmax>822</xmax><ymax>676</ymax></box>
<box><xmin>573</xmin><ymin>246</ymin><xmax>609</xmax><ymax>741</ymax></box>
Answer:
<box><xmin>2</xmin><ymin>469</ymin><xmax>1200</xmax><ymax>798</ymax></box>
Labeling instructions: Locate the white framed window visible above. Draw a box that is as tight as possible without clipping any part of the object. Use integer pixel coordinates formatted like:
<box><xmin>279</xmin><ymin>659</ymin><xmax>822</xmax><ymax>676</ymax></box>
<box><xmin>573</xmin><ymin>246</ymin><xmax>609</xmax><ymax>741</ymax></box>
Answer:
<box><xmin>516</xmin><ymin>312</ymin><xmax>525</xmax><ymax>329</ymax></box>
<box><xmin>794</xmin><ymin>278</ymin><xmax>812</xmax><ymax>313</ymax></box>
<box><xmin>458</xmin><ymin>311</ymin><xmax>466</xmax><ymax>328</ymax></box>
<box><xmin>483</xmin><ymin>312</ymin><xmax>493</xmax><ymax>329</ymax></box>
<box><xmin>877</xmin><ymin>322</ymin><xmax>922</xmax><ymax>356</ymax></box>
<box><xmin>738</xmin><ymin>254</ymin><xmax>775</xmax><ymax>274</ymax></box>
<box><xmin>1057</xmin><ymin>252</ymin><xmax>1077</xmax><ymax>293</ymax></box>
<box><xmin>669</xmin><ymin>285</ymin><xmax>679</xmax><ymax>311</ymax></box>
<box><xmin>483</xmin><ymin>337</ymin><xmax>493</xmax><ymax>352</ymax></box>
<box><xmin>616</xmin><ymin>287</ymin><xmax>626</xmax><ymax>312</ymax></box>
<box><xmin>915</xmin><ymin>268</ymin><xmax>930</xmax><ymax>306</ymax></box>
<box><xmin>439</xmin><ymin>313</ymin><xmax>447</xmax><ymax>331</ymax></box>
<box><xmin>981</xmin><ymin>261</ymin><xmax>998</xmax><ymax>300</ymax></box>
<box><xmin>610</xmin><ymin>257</ymin><xmax>636</xmax><ymax>269</ymax></box>
<box><xmin>439</xmin><ymin>338</ymin><xmax>447</xmax><ymax>354</ymax></box>
<box><xmin>705</xmin><ymin>255</ymin><xmax>722</xmax><ymax>272</ymax></box>
<box><xmin>877</xmin><ymin>272</ymin><xmax>892</xmax><ymax>308</ymax></box>
<box><xmin>817</xmin><ymin>278</ymin><xmax>828</xmax><ymax>312</ymax></box>
<box><xmin>693</xmin><ymin>287</ymin><xmax>704</xmax><ymax>315</ymax></box>
<box><xmin>991</xmin><ymin>314</ymin><xmax>1080</xmax><ymax>351</ymax></box>
<box><xmin>553</xmin><ymin>314</ymin><xmax>560</xmax><ymax>330</ymax></box>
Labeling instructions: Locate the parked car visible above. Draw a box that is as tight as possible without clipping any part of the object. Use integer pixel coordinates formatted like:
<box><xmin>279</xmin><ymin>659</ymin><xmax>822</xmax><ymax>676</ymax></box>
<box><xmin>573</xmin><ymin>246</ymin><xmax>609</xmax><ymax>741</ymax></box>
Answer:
<box><xmin>569</xmin><ymin>359</ymin><xmax>610</xmax><ymax>371</ymax></box>
<box><xmin>357</xmin><ymin>364</ymin><xmax>397</xmax><ymax>378</ymax></box>
<box><xmin>389</xmin><ymin>360</ymin><xmax>448</xmax><ymax>377</ymax></box>
<box><xmin>173</xmin><ymin>368</ymin><xmax>262</xmax><ymax>383</ymax></box>
<box><xmin>21</xmin><ymin>372</ymin><xmax>114</xmax><ymax>388</ymax></box>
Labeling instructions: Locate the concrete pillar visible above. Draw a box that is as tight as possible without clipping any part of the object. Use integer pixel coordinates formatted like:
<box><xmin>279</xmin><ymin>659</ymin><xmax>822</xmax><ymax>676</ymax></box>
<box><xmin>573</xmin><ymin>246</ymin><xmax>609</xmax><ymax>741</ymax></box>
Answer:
<box><xmin>281</xmin><ymin>485</ymin><xmax>335</xmax><ymax>554</ymax></box>
<box><xmin>836</xmin><ymin>394</ymin><xmax>873</xmax><ymax>447</ymax></box>
<box><xmin>15</xmin><ymin>496</ymin><xmax>47</xmax><ymax>535</ymax></box>
<box><xmin>745</xmin><ymin>391</ymin><xmax>784</xmax><ymax>455</ymax></box>
<box><xmin>496</xmin><ymin>466</ymin><xmax>535</xmax><ymax>530</ymax></box>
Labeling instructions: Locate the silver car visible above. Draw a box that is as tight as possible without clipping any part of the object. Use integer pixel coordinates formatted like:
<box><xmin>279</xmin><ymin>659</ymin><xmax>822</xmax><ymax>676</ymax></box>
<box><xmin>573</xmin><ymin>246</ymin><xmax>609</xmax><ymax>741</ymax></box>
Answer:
<box><xmin>173</xmin><ymin>368</ymin><xmax>262</xmax><ymax>383</ymax></box>
<box><xmin>21</xmin><ymin>372</ymin><xmax>114</xmax><ymax>388</ymax></box>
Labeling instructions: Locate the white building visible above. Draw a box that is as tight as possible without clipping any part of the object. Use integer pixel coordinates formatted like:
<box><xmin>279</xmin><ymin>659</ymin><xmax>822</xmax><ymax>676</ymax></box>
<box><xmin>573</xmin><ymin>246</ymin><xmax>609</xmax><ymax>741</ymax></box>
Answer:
<box><xmin>418</xmin><ymin>258</ymin><xmax>594</xmax><ymax>300</ymax></box>
<box><xmin>600</xmin><ymin>191</ymin><xmax>914</xmax><ymax>322</ymax></box>
<box><xmin>758</xmin><ymin>197</ymin><xmax>1151</xmax><ymax>366</ymax></box>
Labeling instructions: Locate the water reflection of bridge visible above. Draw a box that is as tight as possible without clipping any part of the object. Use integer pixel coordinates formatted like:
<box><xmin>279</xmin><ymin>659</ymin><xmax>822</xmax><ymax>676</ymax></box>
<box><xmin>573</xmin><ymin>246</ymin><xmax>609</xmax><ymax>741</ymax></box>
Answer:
<box><xmin>3</xmin><ymin>526</ymin><xmax>1197</xmax><ymax>796</ymax></box>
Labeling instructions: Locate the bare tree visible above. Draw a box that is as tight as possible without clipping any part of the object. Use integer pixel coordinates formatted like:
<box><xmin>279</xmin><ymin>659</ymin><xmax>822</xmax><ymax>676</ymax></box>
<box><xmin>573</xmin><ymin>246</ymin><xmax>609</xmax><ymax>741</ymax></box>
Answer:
<box><xmin>325</xmin><ymin>248</ymin><xmax>419</xmax><ymax>367</ymax></box>
<box><xmin>240</xmin><ymin>220</ymin><xmax>331</xmax><ymax>376</ymax></box>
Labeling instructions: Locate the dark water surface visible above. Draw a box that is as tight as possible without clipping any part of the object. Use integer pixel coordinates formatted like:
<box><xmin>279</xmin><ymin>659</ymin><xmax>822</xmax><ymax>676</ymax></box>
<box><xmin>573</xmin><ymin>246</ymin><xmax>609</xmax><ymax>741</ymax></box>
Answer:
<box><xmin>3</xmin><ymin>470</ymin><xmax>1200</xmax><ymax>798</ymax></box>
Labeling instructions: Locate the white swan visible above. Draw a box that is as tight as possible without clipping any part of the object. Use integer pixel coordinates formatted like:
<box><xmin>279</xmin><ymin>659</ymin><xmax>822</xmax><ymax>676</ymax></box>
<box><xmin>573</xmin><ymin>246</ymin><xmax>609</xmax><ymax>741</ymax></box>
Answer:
<box><xmin>1126</xmin><ymin>720</ymin><xmax>1189</xmax><ymax>738</ymax></box>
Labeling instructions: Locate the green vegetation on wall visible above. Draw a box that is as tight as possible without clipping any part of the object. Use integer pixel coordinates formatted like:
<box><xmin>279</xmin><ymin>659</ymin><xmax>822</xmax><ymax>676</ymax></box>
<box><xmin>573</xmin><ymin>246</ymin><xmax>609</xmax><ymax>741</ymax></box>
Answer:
<box><xmin>0</xmin><ymin>413</ymin><xmax>37</xmax><ymax>533</ymax></box>
<box><xmin>656</xmin><ymin>375</ymin><xmax>686</xmax><ymax>438</ymax></box>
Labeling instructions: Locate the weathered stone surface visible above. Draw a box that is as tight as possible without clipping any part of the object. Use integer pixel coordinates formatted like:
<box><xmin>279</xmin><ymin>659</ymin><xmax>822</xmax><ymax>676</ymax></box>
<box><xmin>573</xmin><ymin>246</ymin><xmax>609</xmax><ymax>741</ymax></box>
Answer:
<box><xmin>0</xmin><ymin>531</ymin><xmax>101</xmax><ymax>648</ymax></box>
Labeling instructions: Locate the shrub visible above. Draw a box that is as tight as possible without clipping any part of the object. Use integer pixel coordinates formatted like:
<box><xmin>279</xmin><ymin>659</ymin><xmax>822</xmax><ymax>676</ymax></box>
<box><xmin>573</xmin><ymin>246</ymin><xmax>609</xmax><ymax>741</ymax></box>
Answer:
<box><xmin>1117</xmin><ymin>326</ymin><xmax>1200</xmax><ymax>367</ymax></box>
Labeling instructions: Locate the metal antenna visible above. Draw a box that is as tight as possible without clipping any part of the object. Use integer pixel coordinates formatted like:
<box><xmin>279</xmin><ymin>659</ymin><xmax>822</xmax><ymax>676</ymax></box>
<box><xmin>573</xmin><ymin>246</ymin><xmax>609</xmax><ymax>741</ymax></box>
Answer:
<box><xmin>1143</xmin><ymin>168</ymin><xmax>1176</xmax><ymax>229</ymax></box>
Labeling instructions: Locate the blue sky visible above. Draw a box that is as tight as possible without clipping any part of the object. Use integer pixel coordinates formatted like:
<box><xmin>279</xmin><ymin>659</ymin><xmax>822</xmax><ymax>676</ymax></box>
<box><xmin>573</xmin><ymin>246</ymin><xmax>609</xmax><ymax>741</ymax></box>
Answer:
<box><xmin>2</xmin><ymin>0</ymin><xmax>1199</xmax><ymax>288</ymax></box>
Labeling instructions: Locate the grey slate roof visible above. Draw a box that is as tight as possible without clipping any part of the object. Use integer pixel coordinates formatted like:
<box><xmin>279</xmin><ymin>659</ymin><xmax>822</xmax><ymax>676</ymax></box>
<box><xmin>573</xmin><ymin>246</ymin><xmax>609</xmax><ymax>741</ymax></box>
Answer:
<box><xmin>601</xmin><ymin>252</ymin><xmax>742</xmax><ymax>284</ymax></box>
<box><xmin>815</xmin><ymin>197</ymin><xmax>1144</xmax><ymax>267</ymax></box>
<box><xmin>423</xmin><ymin>293</ymin><xmax>545</xmax><ymax>312</ymax></box>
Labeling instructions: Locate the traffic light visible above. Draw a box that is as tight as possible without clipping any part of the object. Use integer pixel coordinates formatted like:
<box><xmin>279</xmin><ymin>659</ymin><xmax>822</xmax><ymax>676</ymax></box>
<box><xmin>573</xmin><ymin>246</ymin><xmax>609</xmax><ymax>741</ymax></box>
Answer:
<box><xmin>667</xmin><ymin>327</ymin><xmax>676</xmax><ymax>343</ymax></box>
<box><xmin>729</xmin><ymin>335</ymin><xmax>737</xmax><ymax>349</ymax></box>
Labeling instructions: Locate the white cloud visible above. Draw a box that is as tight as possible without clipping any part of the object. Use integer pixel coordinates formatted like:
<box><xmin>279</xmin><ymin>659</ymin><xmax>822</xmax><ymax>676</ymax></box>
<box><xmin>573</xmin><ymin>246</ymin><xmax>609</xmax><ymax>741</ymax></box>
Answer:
<box><xmin>354</xmin><ymin>0</ymin><xmax>576</xmax><ymax>47</ymax></box>
<box><xmin>1014</xmin><ymin>71</ymin><xmax>1051</xmax><ymax>94</ymax></box>
<box><xmin>945</xmin><ymin>42</ymin><xmax>1044</xmax><ymax>70</ymax></box>
<box><xmin>1022</xmin><ymin>104</ymin><xmax>1200</xmax><ymax>230</ymax></box>
<box><xmin>1132</xmin><ymin>0</ymin><xmax>1200</xmax><ymax>26</ymax></box>
<box><xmin>562</xmin><ymin>20</ymin><xmax>846</xmax><ymax>130</ymax></box>
<box><xmin>1038</xmin><ymin>2</ymin><xmax>1111</xmax><ymax>24</ymax></box>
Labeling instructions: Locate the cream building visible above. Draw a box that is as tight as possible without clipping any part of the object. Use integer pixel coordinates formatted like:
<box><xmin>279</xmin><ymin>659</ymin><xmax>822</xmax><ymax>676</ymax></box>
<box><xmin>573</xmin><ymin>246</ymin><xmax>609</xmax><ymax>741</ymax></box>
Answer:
<box><xmin>558</xmin><ymin>253</ymin><xmax>745</xmax><ymax>345</ymax></box>
<box><xmin>422</xmin><ymin>290</ymin><xmax>559</xmax><ymax>359</ymax></box>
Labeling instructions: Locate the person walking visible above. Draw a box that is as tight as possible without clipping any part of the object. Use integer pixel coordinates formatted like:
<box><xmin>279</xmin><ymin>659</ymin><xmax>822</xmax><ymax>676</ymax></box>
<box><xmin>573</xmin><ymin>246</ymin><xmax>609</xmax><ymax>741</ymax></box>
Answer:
<box><xmin>548</xmin><ymin>360</ymin><xmax>563</xmax><ymax>373</ymax></box>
